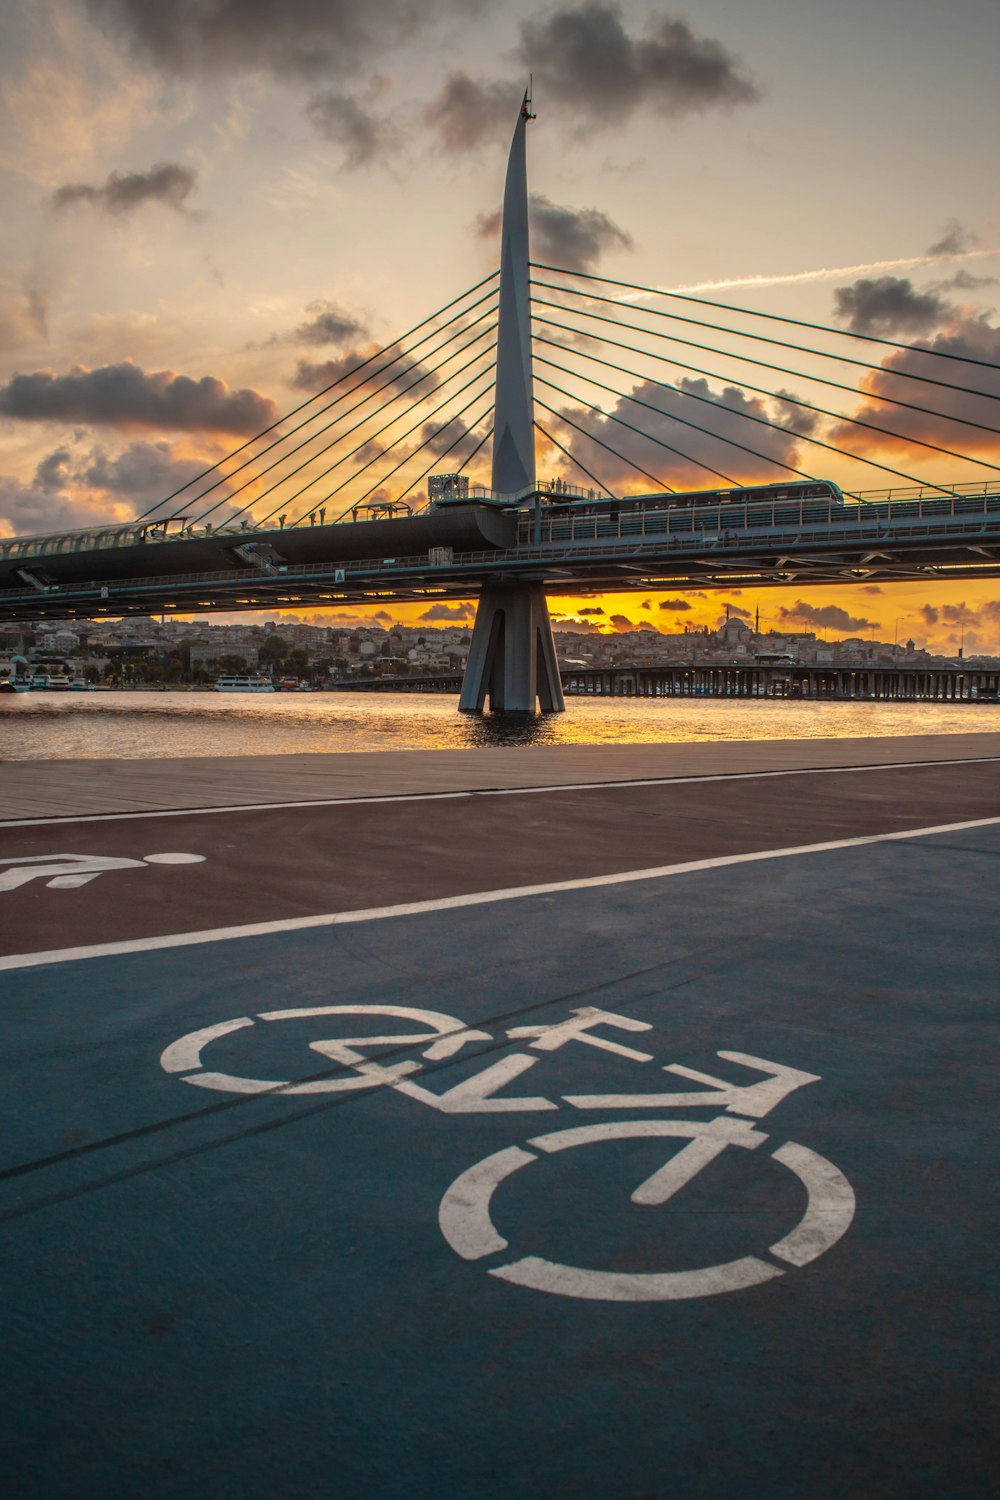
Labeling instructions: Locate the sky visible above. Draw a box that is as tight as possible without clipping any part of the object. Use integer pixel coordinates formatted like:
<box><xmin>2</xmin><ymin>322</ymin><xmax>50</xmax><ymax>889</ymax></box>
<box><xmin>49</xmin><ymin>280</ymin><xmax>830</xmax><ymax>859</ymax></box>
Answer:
<box><xmin>1</xmin><ymin>0</ymin><xmax>999</xmax><ymax>654</ymax></box>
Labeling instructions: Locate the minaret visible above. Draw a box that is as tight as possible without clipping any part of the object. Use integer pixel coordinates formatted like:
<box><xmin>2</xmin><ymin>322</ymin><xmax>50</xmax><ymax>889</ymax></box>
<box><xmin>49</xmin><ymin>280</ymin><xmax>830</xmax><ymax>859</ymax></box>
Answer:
<box><xmin>491</xmin><ymin>91</ymin><xmax>536</xmax><ymax>495</ymax></box>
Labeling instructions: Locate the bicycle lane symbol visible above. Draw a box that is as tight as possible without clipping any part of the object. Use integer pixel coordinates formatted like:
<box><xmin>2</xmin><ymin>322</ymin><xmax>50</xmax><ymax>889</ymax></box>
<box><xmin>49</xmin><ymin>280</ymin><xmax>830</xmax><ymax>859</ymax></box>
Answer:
<box><xmin>439</xmin><ymin>1118</ymin><xmax>855</xmax><ymax>1302</ymax></box>
<box><xmin>160</xmin><ymin>1004</ymin><xmax>856</xmax><ymax>1302</ymax></box>
<box><xmin>0</xmin><ymin>852</ymin><xmax>205</xmax><ymax>891</ymax></box>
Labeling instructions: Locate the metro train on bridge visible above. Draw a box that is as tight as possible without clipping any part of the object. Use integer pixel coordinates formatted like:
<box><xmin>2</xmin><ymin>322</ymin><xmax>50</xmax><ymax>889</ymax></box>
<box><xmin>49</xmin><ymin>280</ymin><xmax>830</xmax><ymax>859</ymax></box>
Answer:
<box><xmin>517</xmin><ymin>479</ymin><xmax>848</xmax><ymax>521</ymax></box>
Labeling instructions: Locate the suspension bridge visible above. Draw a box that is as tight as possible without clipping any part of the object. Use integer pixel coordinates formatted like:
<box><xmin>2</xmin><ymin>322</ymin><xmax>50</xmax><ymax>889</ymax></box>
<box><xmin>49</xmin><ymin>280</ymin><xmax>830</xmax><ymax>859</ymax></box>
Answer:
<box><xmin>2</xmin><ymin>96</ymin><xmax>999</xmax><ymax>710</ymax></box>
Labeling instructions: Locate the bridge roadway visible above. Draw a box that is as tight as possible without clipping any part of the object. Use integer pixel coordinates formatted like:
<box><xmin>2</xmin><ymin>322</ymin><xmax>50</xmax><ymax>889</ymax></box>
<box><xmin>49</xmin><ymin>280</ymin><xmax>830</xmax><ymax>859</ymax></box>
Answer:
<box><xmin>3</xmin><ymin>485</ymin><xmax>1000</xmax><ymax>620</ymax></box>
<box><xmin>1</xmin><ymin>733</ymin><xmax>997</xmax><ymax>1497</ymax></box>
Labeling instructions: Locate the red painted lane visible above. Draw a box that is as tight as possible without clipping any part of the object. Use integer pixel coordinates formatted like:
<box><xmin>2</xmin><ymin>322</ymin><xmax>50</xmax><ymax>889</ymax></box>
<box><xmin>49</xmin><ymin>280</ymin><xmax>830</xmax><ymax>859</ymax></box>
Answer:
<box><xmin>1</xmin><ymin>761</ymin><xmax>998</xmax><ymax>957</ymax></box>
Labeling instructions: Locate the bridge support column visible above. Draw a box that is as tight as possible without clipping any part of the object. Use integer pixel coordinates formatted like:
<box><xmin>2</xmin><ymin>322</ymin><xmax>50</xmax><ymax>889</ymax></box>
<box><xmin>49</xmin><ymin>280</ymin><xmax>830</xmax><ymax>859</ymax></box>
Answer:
<box><xmin>459</xmin><ymin>581</ymin><xmax>566</xmax><ymax>714</ymax></box>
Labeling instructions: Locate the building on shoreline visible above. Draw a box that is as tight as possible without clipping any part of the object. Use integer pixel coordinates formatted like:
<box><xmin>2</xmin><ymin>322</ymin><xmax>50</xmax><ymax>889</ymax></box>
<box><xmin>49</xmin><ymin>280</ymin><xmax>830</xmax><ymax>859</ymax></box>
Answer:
<box><xmin>2</xmin><ymin>612</ymin><xmax>997</xmax><ymax>685</ymax></box>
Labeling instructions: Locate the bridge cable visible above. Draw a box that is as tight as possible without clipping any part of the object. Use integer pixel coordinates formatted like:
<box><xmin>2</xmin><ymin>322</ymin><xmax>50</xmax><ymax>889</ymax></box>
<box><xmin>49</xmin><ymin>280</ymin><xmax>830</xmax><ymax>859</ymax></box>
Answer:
<box><xmin>187</xmin><ymin>316</ymin><xmax>499</xmax><ymax>529</ymax></box>
<box><xmin>187</xmin><ymin>304</ymin><xmax>498</xmax><ymax>528</ymax></box>
<box><xmin>254</xmin><ymin>360</ymin><xmax>497</xmax><ymax>531</ymax></box>
<box><xmin>128</xmin><ymin>270</ymin><xmax>500</xmax><ymax>524</ymax></box>
<box><xmin>536</xmin><ymin>312</ymin><xmax>1000</xmax><ymax>468</ymax></box>
<box><xmin>530</xmin><ymin>302</ymin><xmax>1000</xmax><ymax>441</ymax></box>
<box><xmin>212</xmin><ymin>339</ymin><xmax>497</xmax><ymax>528</ymax></box>
<box><xmin>532</xmin><ymin>263</ymin><xmax>1000</xmax><ymax>374</ymax></box>
<box><xmin>394</xmin><ymin>413</ymin><xmax>496</xmax><ymax>509</ymax></box>
<box><xmin>536</xmin><ymin>387</ymin><xmax>770</xmax><ymax>490</ymax></box>
<box><xmin>258</xmin><ymin>368</ymin><xmax>497</xmax><ymax>527</ymax></box>
<box><xmin>537</xmin><ymin>397</ymin><xmax>683</xmax><ymax>494</ymax></box>
<box><xmin>535</xmin><ymin>375</ymin><xmax>739</xmax><ymax>488</ymax></box>
<box><xmin>330</xmin><ymin>382</ymin><xmax>497</xmax><ymax>520</ymax></box>
<box><xmin>530</xmin><ymin>282</ymin><xmax>1000</xmax><ymax>404</ymax></box>
<box><xmin>533</xmin><ymin>333</ymin><xmax>953</xmax><ymax>493</ymax></box>
<box><xmin>536</xmin><ymin>342</ymin><xmax>983</xmax><ymax>492</ymax></box>
<box><xmin>533</xmin><ymin>419</ymin><xmax>618</xmax><ymax>499</ymax></box>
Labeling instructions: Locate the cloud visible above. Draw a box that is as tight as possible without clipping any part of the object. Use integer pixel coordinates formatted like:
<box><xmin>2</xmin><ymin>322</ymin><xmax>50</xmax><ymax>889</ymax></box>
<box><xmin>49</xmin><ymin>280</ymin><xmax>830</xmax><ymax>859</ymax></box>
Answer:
<box><xmin>84</xmin><ymin>0</ymin><xmax>478</xmax><ymax>81</ymax></box>
<box><xmin>927</xmin><ymin>220</ymin><xmax>979</xmax><ymax>257</ymax></box>
<box><xmin>920</xmin><ymin>604</ymin><xmax>939</xmax><ymax>624</ymax></box>
<box><xmin>578</xmin><ymin>605</ymin><xmax>605</xmax><ymax>614</ymax></box>
<box><xmin>0</xmin><ymin>360</ymin><xmax>275</xmax><ymax>435</ymax></box>
<box><xmin>940</xmin><ymin>601</ymin><xmax>978</xmax><ymax>625</ymax></box>
<box><xmin>52</xmin><ymin>162</ymin><xmax>198</xmax><ymax>216</ymax></box>
<box><xmin>417</xmin><ymin>413</ymin><xmax>491</xmax><ymax>459</ymax></box>
<box><xmin>0</xmin><ymin>437</ymin><xmax>229</xmax><ymax>535</ymax></box>
<box><xmin>305</xmin><ymin>92</ymin><xmax>397</xmax><ymax>168</ymax></box>
<box><xmin>553</xmin><ymin>617</ymin><xmax>601</xmax><ymax>633</ymax></box>
<box><xmin>609</xmin><ymin>613</ymin><xmax>638</xmax><ymax>631</ymax></box>
<box><xmin>425</xmin><ymin>74</ymin><xmax>520</xmax><ymax>152</ymax></box>
<box><xmin>721</xmin><ymin>602</ymin><xmax>751</xmax><ymax>618</ymax></box>
<box><xmin>418</xmin><ymin>601</ymin><xmax>475</xmax><ymax>621</ymax></box>
<box><xmin>0</xmin><ymin>279</ymin><xmax>52</xmax><ymax>350</ymax></box>
<box><xmin>832</xmin><ymin>276</ymin><xmax>950</xmax><ymax>338</ymax></box>
<box><xmin>776</xmin><ymin>601</ymin><xmax>879</xmax><ymax>633</ymax></box>
<box><xmin>79</xmin><ymin>439</ymin><xmax>225</xmax><ymax>511</ymax></box>
<box><xmin>658</xmin><ymin>598</ymin><xmax>692</xmax><ymax>611</ymax></box>
<box><xmin>477</xmin><ymin>193</ymin><xmax>632</xmax><ymax>273</ymax></box>
<box><xmin>930</xmin><ymin>269</ymin><xmax>997</xmax><ymax>294</ymax></box>
<box><xmin>292</xmin><ymin>301</ymin><xmax>369</xmax><ymax>347</ymax></box>
<box><xmin>0</xmin><ymin>473</ymin><xmax>121</xmax><ymax>536</ymax></box>
<box><xmin>518</xmin><ymin>2</ymin><xmax>760</xmax><ymax>126</ymax></box>
<box><xmin>770</xmin><ymin>388</ymin><xmax>821</xmax><ymax>436</ymax></box>
<box><xmin>541</xmin><ymin>374</ymin><xmax>803</xmax><ymax>492</ymax></box>
<box><xmin>827</xmin><ymin>315</ymin><xmax>1000</xmax><ymax>457</ymax></box>
<box><xmin>291</xmin><ymin>343</ymin><xmax>439</xmax><ymax>398</ymax></box>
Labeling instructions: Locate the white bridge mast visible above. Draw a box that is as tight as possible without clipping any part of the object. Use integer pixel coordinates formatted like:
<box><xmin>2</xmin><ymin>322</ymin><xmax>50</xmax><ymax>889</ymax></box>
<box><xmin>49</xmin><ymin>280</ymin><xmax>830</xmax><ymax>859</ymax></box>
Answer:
<box><xmin>458</xmin><ymin>90</ymin><xmax>566</xmax><ymax>714</ymax></box>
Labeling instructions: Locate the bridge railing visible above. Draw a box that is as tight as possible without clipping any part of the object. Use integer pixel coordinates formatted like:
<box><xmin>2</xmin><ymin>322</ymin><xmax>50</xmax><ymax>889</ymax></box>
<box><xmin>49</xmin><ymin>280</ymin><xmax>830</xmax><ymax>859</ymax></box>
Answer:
<box><xmin>516</xmin><ymin>490</ymin><xmax>1000</xmax><ymax>547</ymax></box>
<box><xmin>5</xmin><ymin>501</ymin><xmax>1000</xmax><ymax>612</ymax></box>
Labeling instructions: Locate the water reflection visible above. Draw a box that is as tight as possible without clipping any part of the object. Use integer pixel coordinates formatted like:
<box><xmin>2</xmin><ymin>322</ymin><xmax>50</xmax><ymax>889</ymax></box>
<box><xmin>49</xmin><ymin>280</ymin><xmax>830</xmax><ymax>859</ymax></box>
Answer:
<box><xmin>460</xmin><ymin>711</ymin><xmax>560</xmax><ymax>748</ymax></box>
<box><xmin>3</xmin><ymin>688</ymin><xmax>1000</xmax><ymax>761</ymax></box>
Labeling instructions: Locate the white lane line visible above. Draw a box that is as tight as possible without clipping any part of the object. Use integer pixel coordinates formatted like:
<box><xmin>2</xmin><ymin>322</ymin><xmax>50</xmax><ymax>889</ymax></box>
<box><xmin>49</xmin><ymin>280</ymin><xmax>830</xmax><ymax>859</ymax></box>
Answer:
<box><xmin>2</xmin><ymin>812</ymin><xmax>998</xmax><ymax>974</ymax></box>
<box><xmin>2</xmin><ymin>753</ymin><xmax>999</xmax><ymax>828</ymax></box>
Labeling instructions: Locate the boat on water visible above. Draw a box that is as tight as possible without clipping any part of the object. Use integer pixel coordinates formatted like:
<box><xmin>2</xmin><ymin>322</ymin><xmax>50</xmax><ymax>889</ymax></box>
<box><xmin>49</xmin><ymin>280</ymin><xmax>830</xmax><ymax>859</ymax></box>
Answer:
<box><xmin>36</xmin><ymin>672</ymin><xmax>74</xmax><ymax>690</ymax></box>
<box><xmin>214</xmin><ymin>674</ymin><xmax>276</xmax><ymax>693</ymax></box>
<box><xmin>0</xmin><ymin>658</ymin><xmax>31</xmax><ymax>693</ymax></box>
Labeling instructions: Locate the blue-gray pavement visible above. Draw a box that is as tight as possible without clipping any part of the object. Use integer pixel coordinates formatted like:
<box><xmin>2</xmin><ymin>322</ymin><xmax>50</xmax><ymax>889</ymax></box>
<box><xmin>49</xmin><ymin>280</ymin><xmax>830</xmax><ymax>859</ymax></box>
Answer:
<box><xmin>2</xmin><ymin>827</ymin><xmax>998</xmax><ymax>1499</ymax></box>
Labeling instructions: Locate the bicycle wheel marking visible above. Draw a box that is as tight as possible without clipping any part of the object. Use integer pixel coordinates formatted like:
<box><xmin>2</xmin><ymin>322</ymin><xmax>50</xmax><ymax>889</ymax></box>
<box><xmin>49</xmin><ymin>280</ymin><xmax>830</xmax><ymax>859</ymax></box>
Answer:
<box><xmin>438</xmin><ymin>1119</ymin><xmax>856</xmax><ymax>1302</ymax></box>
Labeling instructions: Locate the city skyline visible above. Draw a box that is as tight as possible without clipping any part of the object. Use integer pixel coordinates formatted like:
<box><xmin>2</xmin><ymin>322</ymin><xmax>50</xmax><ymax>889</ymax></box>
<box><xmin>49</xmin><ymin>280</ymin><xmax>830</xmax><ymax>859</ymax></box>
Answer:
<box><xmin>1</xmin><ymin>0</ymin><xmax>999</xmax><ymax>651</ymax></box>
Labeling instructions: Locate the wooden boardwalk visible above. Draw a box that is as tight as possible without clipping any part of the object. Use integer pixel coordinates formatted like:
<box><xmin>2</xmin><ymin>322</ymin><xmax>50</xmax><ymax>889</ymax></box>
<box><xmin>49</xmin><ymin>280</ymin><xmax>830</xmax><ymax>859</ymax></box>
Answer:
<box><xmin>3</xmin><ymin>730</ymin><xmax>1000</xmax><ymax>819</ymax></box>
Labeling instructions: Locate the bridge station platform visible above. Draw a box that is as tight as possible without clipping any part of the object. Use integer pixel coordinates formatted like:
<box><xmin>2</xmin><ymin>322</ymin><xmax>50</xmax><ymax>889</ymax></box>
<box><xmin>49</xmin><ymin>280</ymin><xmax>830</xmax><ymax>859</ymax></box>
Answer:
<box><xmin>1</xmin><ymin>733</ymin><xmax>998</xmax><ymax>1497</ymax></box>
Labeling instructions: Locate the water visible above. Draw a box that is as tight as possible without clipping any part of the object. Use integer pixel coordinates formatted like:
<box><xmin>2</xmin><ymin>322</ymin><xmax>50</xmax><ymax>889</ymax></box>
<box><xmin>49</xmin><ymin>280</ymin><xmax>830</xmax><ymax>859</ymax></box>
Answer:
<box><xmin>2</xmin><ymin>689</ymin><xmax>999</xmax><ymax>760</ymax></box>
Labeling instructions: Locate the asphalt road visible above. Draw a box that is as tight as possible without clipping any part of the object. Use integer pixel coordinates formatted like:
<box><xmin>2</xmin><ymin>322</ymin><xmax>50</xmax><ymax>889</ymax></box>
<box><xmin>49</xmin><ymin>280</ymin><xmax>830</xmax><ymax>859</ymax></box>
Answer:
<box><xmin>1</xmin><ymin>764</ymin><xmax>998</xmax><ymax>1498</ymax></box>
<box><xmin>2</xmin><ymin>758</ymin><xmax>1000</xmax><ymax>956</ymax></box>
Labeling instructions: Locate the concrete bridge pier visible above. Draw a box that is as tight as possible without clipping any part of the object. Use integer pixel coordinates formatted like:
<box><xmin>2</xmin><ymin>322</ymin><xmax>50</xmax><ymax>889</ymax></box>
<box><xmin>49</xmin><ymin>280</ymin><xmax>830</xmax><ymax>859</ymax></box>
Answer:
<box><xmin>458</xmin><ymin>580</ymin><xmax>565</xmax><ymax>714</ymax></box>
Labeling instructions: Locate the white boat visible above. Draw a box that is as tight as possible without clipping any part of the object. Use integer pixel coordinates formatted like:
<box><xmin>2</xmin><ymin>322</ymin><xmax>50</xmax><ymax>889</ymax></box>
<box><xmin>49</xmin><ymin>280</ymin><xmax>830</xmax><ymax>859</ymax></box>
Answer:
<box><xmin>214</xmin><ymin>674</ymin><xmax>276</xmax><ymax>693</ymax></box>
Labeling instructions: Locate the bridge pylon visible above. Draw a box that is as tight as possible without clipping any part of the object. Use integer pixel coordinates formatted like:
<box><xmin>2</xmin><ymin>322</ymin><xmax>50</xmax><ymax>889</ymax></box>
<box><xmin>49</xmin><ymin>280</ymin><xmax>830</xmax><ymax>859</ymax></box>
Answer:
<box><xmin>460</xmin><ymin>89</ymin><xmax>566</xmax><ymax>714</ymax></box>
<box><xmin>458</xmin><ymin>579</ymin><xmax>564</xmax><ymax>713</ymax></box>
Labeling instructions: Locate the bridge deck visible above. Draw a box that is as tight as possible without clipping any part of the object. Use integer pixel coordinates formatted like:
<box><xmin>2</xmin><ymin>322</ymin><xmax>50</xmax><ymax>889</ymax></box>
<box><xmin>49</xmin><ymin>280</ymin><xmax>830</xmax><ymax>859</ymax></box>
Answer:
<box><xmin>2</xmin><ymin>736</ymin><xmax>997</xmax><ymax>1497</ymax></box>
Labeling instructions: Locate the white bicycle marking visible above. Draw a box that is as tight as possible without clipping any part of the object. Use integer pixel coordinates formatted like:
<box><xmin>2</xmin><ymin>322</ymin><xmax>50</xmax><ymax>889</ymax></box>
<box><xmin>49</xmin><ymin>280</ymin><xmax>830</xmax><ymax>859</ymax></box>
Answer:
<box><xmin>159</xmin><ymin>1003</ymin><xmax>856</xmax><ymax>1301</ymax></box>
<box><xmin>0</xmin><ymin>852</ymin><xmax>204</xmax><ymax>892</ymax></box>
<box><xmin>162</xmin><ymin>1004</ymin><xmax>492</xmax><ymax>1096</ymax></box>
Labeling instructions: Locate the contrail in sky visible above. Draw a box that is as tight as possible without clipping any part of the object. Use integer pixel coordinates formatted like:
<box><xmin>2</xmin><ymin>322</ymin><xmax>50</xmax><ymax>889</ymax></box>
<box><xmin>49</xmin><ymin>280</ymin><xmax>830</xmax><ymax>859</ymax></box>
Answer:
<box><xmin>657</xmin><ymin>248</ymin><xmax>1000</xmax><ymax>298</ymax></box>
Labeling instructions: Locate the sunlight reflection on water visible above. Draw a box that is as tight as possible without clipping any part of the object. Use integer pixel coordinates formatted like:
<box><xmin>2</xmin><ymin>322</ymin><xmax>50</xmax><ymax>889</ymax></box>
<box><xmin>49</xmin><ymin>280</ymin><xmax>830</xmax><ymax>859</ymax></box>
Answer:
<box><xmin>3</xmin><ymin>689</ymin><xmax>1000</xmax><ymax>760</ymax></box>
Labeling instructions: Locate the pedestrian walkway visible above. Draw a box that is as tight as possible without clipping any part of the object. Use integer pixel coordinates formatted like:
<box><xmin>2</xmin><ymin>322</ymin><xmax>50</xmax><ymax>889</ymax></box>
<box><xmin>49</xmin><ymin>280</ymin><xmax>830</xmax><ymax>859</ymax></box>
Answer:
<box><xmin>4</xmin><ymin>729</ymin><xmax>1000</xmax><ymax>819</ymax></box>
